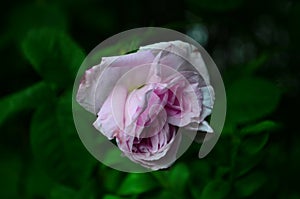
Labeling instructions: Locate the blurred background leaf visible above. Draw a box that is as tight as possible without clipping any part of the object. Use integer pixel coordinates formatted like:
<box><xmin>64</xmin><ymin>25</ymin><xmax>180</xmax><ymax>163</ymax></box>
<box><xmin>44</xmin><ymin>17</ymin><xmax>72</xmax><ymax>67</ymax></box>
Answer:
<box><xmin>234</xmin><ymin>171</ymin><xmax>267</xmax><ymax>198</ymax></box>
<box><xmin>199</xmin><ymin>179</ymin><xmax>231</xmax><ymax>199</ymax></box>
<box><xmin>30</xmin><ymin>93</ymin><xmax>97</xmax><ymax>188</ymax></box>
<box><xmin>0</xmin><ymin>82</ymin><xmax>53</xmax><ymax>126</ymax></box>
<box><xmin>226</xmin><ymin>77</ymin><xmax>281</xmax><ymax>126</ymax></box>
<box><xmin>117</xmin><ymin>173</ymin><xmax>157</xmax><ymax>195</ymax></box>
<box><xmin>0</xmin><ymin>150</ymin><xmax>22</xmax><ymax>199</ymax></box>
<box><xmin>21</xmin><ymin>28</ymin><xmax>85</xmax><ymax>91</ymax></box>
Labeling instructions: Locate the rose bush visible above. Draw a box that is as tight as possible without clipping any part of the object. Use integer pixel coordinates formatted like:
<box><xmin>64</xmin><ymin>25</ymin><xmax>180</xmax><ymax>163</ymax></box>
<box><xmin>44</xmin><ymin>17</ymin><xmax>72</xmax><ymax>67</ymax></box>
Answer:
<box><xmin>77</xmin><ymin>40</ymin><xmax>214</xmax><ymax>170</ymax></box>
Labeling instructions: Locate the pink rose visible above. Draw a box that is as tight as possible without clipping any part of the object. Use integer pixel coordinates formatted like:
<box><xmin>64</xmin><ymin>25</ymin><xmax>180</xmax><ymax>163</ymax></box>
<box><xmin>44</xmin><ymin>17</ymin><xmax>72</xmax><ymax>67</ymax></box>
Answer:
<box><xmin>76</xmin><ymin>40</ymin><xmax>214</xmax><ymax>170</ymax></box>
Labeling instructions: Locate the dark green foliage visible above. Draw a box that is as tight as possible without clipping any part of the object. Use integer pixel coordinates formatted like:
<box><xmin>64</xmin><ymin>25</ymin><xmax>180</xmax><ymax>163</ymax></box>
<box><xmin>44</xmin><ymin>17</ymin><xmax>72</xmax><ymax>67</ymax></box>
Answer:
<box><xmin>117</xmin><ymin>173</ymin><xmax>157</xmax><ymax>195</ymax></box>
<box><xmin>21</xmin><ymin>28</ymin><xmax>85</xmax><ymax>91</ymax></box>
<box><xmin>227</xmin><ymin>77</ymin><xmax>281</xmax><ymax>125</ymax></box>
<box><xmin>200</xmin><ymin>179</ymin><xmax>231</xmax><ymax>199</ymax></box>
<box><xmin>30</xmin><ymin>94</ymin><xmax>96</xmax><ymax>187</ymax></box>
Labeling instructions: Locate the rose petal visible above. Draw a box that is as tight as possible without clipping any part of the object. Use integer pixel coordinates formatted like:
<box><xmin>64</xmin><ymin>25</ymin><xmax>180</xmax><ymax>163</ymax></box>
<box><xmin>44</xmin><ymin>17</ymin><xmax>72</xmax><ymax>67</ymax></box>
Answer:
<box><xmin>199</xmin><ymin>85</ymin><xmax>215</xmax><ymax>121</ymax></box>
<box><xmin>118</xmin><ymin>124</ymin><xmax>180</xmax><ymax>170</ymax></box>
<box><xmin>139</xmin><ymin>40</ymin><xmax>210</xmax><ymax>86</ymax></box>
<box><xmin>93</xmin><ymin>85</ymin><xmax>127</xmax><ymax>139</ymax></box>
<box><xmin>76</xmin><ymin>56</ymin><xmax>117</xmax><ymax>114</ymax></box>
<box><xmin>77</xmin><ymin>51</ymin><xmax>155</xmax><ymax>114</ymax></box>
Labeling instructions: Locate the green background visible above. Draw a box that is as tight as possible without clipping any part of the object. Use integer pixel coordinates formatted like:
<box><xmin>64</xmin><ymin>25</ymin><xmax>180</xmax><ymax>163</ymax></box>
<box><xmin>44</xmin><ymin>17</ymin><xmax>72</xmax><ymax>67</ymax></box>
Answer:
<box><xmin>1</xmin><ymin>0</ymin><xmax>299</xmax><ymax>198</ymax></box>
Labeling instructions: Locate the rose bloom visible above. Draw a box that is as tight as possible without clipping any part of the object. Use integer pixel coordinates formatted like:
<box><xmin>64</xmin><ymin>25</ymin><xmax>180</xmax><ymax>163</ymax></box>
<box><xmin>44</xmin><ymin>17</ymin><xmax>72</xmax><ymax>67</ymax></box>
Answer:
<box><xmin>77</xmin><ymin>41</ymin><xmax>214</xmax><ymax>170</ymax></box>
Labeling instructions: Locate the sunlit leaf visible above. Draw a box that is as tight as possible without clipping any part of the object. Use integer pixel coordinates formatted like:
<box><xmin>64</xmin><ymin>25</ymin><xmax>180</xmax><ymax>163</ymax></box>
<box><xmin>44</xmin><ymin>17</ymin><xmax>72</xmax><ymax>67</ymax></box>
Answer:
<box><xmin>118</xmin><ymin>173</ymin><xmax>157</xmax><ymax>195</ymax></box>
<box><xmin>21</xmin><ymin>28</ymin><xmax>85</xmax><ymax>90</ymax></box>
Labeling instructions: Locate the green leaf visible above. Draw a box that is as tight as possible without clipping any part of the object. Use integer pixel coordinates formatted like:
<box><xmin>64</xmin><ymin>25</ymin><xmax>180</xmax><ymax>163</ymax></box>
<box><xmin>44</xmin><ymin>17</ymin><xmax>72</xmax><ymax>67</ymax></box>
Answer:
<box><xmin>240</xmin><ymin>120</ymin><xmax>280</xmax><ymax>136</ymax></box>
<box><xmin>169</xmin><ymin>163</ymin><xmax>190</xmax><ymax>194</ymax></box>
<box><xmin>0</xmin><ymin>151</ymin><xmax>22</xmax><ymax>199</ymax></box>
<box><xmin>9</xmin><ymin>3</ymin><xmax>68</xmax><ymax>42</ymax></box>
<box><xmin>117</xmin><ymin>173</ymin><xmax>157</xmax><ymax>195</ymax></box>
<box><xmin>30</xmin><ymin>91</ymin><xmax>96</xmax><ymax>187</ymax></box>
<box><xmin>156</xmin><ymin>191</ymin><xmax>177</xmax><ymax>199</ymax></box>
<box><xmin>21</xmin><ymin>28</ymin><xmax>85</xmax><ymax>90</ymax></box>
<box><xmin>190</xmin><ymin>161</ymin><xmax>211</xmax><ymax>183</ymax></box>
<box><xmin>50</xmin><ymin>185</ymin><xmax>76</xmax><ymax>199</ymax></box>
<box><xmin>49</xmin><ymin>182</ymin><xmax>96</xmax><ymax>199</ymax></box>
<box><xmin>235</xmin><ymin>150</ymin><xmax>264</xmax><ymax>178</ymax></box>
<box><xmin>25</xmin><ymin>161</ymin><xmax>55</xmax><ymax>198</ymax></box>
<box><xmin>234</xmin><ymin>171</ymin><xmax>267</xmax><ymax>198</ymax></box>
<box><xmin>227</xmin><ymin>77</ymin><xmax>281</xmax><ymax>125</ymax></box>
<box><xmin>102</xmin><ymin>195</ymin><xmax>124</xmax><ymax>199</ymax></box>
<box><xmin>101</xmin><ymin>168</ymin><xmax>124</xmax><ymax>192</ymax></box>
<box><xmin>200</xmin><ymin>179</ymin><xmax>230</xmax><ymax>199</ymax></box>
<box><xmin>243</xmin><ymin>53</ymin><xmax>269</xmax><ymax>75</ymax></box>
<box><xmin>240</xmin><ymin>133</ymin><xmax>269</xmax><ymax>155</ymax></box>
<box><xmin>0</xmin><ymin>82</ymin><xmax>53</xmax><ymax>127</ymax></box>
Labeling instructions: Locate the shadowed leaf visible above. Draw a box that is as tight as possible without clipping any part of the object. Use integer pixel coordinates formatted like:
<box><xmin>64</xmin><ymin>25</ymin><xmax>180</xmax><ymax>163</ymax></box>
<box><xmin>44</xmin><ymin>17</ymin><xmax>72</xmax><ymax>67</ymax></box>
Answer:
<box><xmin>0</xmin><ymin>82</ymin><xmax>53</xmax><ymax>127</ymax></box>
<box><xmin>118</xmin><ymin>173</ymin><xmax>157</xmax><ymax>195</ymax></box>
<box><xmin>22</xmin><ymin>28</ymin><xmax>85</xmax><ymax>90</ymax></box>
<box><xmin>227</xmin><ymin>77</ymin><xmax>281</xmax><ymax>125</ymax></box>
<box><xmin>234</xmin><ymin>171</ymin><xmax>267</xmax><ymax>198</ymax></box>
<box><xmin>200</xmin><ymin>179</ymin><xmax>230</xmax><ymax>199</ymax></box>
<box><xmin>169</xmin><ymin>163</ymin><xmax>190</xmax><ymax>194</ymax></box>
<box><xmin>240</xmin><ymin>120</ymin><xmax>280</xmax><ymax>136</ymax></box>
<box><xmin>30</xmin><ymin>91</ymin><xmax>96</xmax><ymax>187</ymax></box>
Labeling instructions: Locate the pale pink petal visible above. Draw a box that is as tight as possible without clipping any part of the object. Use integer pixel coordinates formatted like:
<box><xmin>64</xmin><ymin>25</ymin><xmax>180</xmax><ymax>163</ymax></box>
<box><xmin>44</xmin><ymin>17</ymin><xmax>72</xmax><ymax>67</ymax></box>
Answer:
<box><xmin>164</xmin><ymin>73</ymin><xmax>201</xmax><ymax>127</ymax></box>
<box><xmin>199</xmin><ymin>85</ymin><xmax>215</xmax><ymax>121</ymax></box>
<box><xmin>124</xmin><ymin>84</ymin><xmax>168</xmax><ymax>139</ymax></box>
<box><xmin>130</xmin><ymin>126</ymin><xmax>181</xmax><ymax>170</ymax></box>
<box><xmin>77</xmin><ymin>51</ymin><xmax>155</xmax><ymax>114</ymax></box>
<box><xmin>93</xmin><ymin>85</ymin><xmax>127</xmax><ymax>139</ymax></box>
<box><xmin>76</xmin><ymin>56</ymin><xmax>117</xmax><ymax>114</ymax></box>
<box><xmin>139</xmin><ymin>40</ymin><xmax>210</xmax><ymax>85</ymax></box>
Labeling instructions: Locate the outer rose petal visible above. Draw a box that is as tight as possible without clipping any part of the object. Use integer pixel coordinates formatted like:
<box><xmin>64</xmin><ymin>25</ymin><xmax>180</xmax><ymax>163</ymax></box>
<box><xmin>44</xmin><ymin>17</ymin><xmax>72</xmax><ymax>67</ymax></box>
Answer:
<box><xmin>76</xmin><ymin>51</ymin><xmax>155</xmax><ymax>114</ymax></box>
<box><xmin>93</xmin><ymin>85</ymin><xmax>127</xmax><ymax>139</ymax></box>
<box><xmin>139</xmin><ymin>40</ymin><xmax>210</xmax><ymax>86</ymax></box>
<box><xmin>76</xmin><ymin>56</ymin><xmax>117</xmax><ymax>114</ymax></box>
